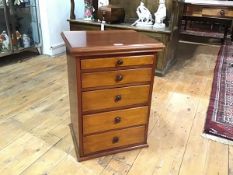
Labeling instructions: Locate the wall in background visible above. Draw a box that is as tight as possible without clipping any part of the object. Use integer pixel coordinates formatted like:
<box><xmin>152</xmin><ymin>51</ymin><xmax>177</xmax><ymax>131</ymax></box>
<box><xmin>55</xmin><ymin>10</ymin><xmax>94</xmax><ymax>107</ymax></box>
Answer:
<box><xmin>39</xmin><ymin>0</ymin><xmax>84</xmax><ymax>56</ymax></box>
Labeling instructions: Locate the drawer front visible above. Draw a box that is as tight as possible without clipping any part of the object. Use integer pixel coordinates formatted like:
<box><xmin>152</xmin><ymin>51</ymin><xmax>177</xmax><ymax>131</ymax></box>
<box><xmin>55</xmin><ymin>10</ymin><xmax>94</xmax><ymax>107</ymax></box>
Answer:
<box><xmin>82</xmin><ymin>68</ymin><xmax>152</xmax><ymax>88</ymax></box>
<box><xmin>83</xmin><ymin>126</ymin><xmax>145</xmax><ymax>154</ymax></box>
<box><xmin>202</xmin><ymin>8</ymin><xmax>233</xmax><ymax>18</ymax></box>
<box><xmin>83</xmin><ymin>106</ymin><xmax>148</xmax><ymax>135</ymax></box>
<box><xmin>185</xmin><ymin>5</ymin><xmax>202</xmax><ymax>16</ymax></box>
<box><xmin>81</xmin><ymin>55</ymin><xmax>154</xmax><ymax>70</ymax></box>
<box><xmin>82</xmin><ymin>85</ymin><xmax>150</xmax><ymax>112</ymax></box>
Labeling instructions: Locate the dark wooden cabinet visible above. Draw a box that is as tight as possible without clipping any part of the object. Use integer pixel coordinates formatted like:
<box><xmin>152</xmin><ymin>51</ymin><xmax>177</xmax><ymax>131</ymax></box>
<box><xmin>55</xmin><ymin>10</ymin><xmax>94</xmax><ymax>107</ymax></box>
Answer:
<box><xmin>178</xmin><ymin>1</ymin><xmax>233</xmax><ymax>43</ymax></box>
<box><xmin>62</xmin><ymin>30</ymin><xmax>164</xmax><ymax>161</ymax></box>
<box><xmin>69</xmin><ymin>0</ymin><xmax>180</xmax><ymax>76</ymax></box>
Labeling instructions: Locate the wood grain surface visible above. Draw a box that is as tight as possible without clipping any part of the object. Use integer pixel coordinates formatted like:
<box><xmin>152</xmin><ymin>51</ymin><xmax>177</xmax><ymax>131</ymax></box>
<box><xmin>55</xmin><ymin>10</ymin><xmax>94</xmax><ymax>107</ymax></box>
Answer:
<box><xmin>81</xmin><ymin>55</ymin><xmax>154</xmax><ymax>70</ymax></box>
<box><xmin>82</xmin><ymin>85</ymin><xmax>150</xmax><ymax>112</ymax></box>
<box><xmin>83</xmin><ymin>106</ymin><xmax>148</xmax><ymax>135</ymax></box>
<box><xmin>82</xmin><ymin>68</ymin><xmax>152</xmax><ymax>88</ymax></box>
<box><xmin>83</xmin><ymin>126</ymin><xmax>145</xmax><ymax>155</ymax></box>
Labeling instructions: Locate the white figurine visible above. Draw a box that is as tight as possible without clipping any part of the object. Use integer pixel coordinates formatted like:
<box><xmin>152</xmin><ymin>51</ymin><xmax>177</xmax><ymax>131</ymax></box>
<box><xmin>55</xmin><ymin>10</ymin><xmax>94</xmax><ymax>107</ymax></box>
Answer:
<box><xmin>1</xmin><ymin>31</ymin><xmax>9</xmax><ymax>50</ymax></box>
<box><xmin>153</xmin><ymin>0</ymin><xmax>166</xmax><ymax>29</ymax></box>
<box><xmin>14</xmin><ymin>0</ymin><xmax>23</xmax><ymax>5</ymax></box>
<box><xmin>132</xmin><ymin>1</ymin><xmax>153</xmax><ymax>27</ymax></box>
<box><xmin>98</xmin><ymin>0</ymin><xmax>109</xmax><ymax>8</ymax></box>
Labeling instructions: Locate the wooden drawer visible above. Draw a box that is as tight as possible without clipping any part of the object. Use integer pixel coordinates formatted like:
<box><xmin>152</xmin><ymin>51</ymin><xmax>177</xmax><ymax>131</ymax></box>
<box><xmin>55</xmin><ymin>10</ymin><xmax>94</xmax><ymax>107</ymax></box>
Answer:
<box><xmin>83</xmin><ymin>106</ymin><xmax>148</xmax><ymax>135</ymax></box>
<box><xmin>81</xmin><ymin>55</ymin><xmax>154</xmax><ymax>70</ymax></box>
<box><xmin>83</xmin><ymin>126</ymin><xmax>145</xmax><ymax>154</ymax></box>
<box><xmin>202</xmin><ymin>8</ymin><xmax>233</xmax><ymax>18</ymax></box>
<box><xmin>82</xmin><ymin>85</ymin><xmax>150</xmax><ymax>112</ymax></box>
<box><xmin>82</xmin><ymin>68</ymin><xmax>152</xmax><ymax>88</ymax></box>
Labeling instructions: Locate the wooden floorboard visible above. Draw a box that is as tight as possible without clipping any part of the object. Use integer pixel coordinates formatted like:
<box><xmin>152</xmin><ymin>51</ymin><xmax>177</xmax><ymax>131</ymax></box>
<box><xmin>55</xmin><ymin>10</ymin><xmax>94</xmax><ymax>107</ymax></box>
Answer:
<box><xmin>0</xmin><ymin>44</ymin><xmax>232</xmax><ymax>175</ymax></box>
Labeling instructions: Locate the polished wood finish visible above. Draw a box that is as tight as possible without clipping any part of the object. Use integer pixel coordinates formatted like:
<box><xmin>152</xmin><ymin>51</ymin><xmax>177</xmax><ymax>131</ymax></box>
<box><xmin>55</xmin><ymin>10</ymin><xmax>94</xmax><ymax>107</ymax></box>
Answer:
<box><xmin>82</xmin><ymin>85</ymin><xmax>150</xmax><ymax>112</ymax></box>
<box><xmin>202</xmin><ymin>7</ymin><xmax>233</xmax><ymax>18</ymax></box>
<box><xmin>97</xmin><ymin>5</ymin><xmax>125</xmax><ymax>23</ymax></box>
<box><xmin>81</xmin><ymin>55</ymin><xmax>154</xmax><ymax>70</ymax></box>
<box><xmin>83</xmin><ymin>106</ymin><xmax>148</xmax><ymax>135</ymax></box>
<box><xmin>61</xmin><ymin>30</ymin><xmax>164</xmax><ymax>56</ymax></box>
<box><xmin>83</xmin><ymin>126</ymin><xmax>145</xmax><ymax>155</ymax></box>
<box><xmin>62</xmin><ymin>30</ymin><xmax>163</xmax><ymax>161</ymax></box>
<box><xmin>82</xmin><ymin>68</ymin><xmax>152</xmax><ymax>88</ymax></box>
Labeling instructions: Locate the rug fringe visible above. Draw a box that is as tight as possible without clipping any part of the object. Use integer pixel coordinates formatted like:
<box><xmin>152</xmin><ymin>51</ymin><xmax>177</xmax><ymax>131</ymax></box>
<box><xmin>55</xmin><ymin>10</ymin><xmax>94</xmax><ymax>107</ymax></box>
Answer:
<box><xmin>202</xmin><ymin>133</ymin><xmax>233</xmax><ymax>146</ymax></box>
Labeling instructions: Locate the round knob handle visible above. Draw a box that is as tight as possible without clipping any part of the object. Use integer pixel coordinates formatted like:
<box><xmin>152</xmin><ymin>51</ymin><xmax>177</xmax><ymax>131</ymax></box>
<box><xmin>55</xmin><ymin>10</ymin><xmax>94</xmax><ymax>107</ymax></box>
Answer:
<box><xmin>114</xmin><ymin>95</ymin><xmax>122</xmax><ymax>102</ymax></box>
<box><xmin>114</xmin><ymin>116</ymin><xmax>121</xmax><ymax>124</ymax></box>
<box><xmin>230</xmin><ymin>63</ymin><xmax>233</xmax><ymax>67</ymax></box>
<box><xmin>220</xmin><ymin>9</ymin><xmax>225</xmax><ymax>16</ymax></box>
<box><xmin>112</xmin><ymin>136</ymin><xmax>119</xmax><ymax>144</ymax></box>
<box><xmin>115</xmin><ymin>74</ymin><xmax>123</xmax><ymax>82</ymax></box>
<box><xmin>116</xmin><ymin>59</ymin><xmax>123</xmax><ymax>66</ymax></box>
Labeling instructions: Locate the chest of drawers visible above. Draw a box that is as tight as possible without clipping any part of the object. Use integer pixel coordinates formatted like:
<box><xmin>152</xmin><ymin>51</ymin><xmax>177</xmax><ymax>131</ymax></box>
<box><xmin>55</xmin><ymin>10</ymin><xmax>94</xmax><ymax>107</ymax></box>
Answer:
<box><xmin>62</xmin><ymin>30</ymin><xmax>164</xmax><ymax>161</ymax></box>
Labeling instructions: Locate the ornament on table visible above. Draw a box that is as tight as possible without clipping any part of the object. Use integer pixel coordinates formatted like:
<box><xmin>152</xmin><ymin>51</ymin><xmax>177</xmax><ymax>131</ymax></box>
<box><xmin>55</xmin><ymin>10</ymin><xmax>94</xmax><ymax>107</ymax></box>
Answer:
<box><xmin>0</xmin><ymin>0</ymin><xmax>9</xmax><ymax>6</ymax></box>
<box><xmin>98</xmin><ymin>0</ymin><xmax>109</xmax><ymax>8</ymax></box>
<box><xmin>22</xmin><ymin>34</ymin><xmax>30</xmax><ymax>48</ymax></box>
<box><xmin>0</xmin><ymin>31</ymin><xmax>10</xmax><ymax>50</ymax></box>
<box><xmin>84</xmin><ymin>0</ymin><xmax>94</xmax><ymax>20</ymax></box>
<box><xmin>132</xmin><ymin>1</ymin><xmax>153</xmax><ymax>27</ymax></box>
<box><xmin>11</xmin><ymin>31</ymin><xmax>21</xmax><ymax>46</ymax></box>
<box><xmin>14</xmin><ymin>0</ymin><xmax>23</xmax><ymax>5</ymax></box>
<box><xmin>153</xmin><ymin>0</ymin><xmax>166</xmax><ymax>29</ymax></box>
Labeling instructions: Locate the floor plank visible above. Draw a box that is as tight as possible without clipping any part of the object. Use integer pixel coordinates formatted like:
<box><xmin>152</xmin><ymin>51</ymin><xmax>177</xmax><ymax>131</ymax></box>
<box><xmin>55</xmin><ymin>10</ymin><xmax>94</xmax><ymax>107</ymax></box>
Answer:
<box><xmin>0</xmin><ymin>44</ymin><xmax>232</xmax><ymax>175</ymax></box>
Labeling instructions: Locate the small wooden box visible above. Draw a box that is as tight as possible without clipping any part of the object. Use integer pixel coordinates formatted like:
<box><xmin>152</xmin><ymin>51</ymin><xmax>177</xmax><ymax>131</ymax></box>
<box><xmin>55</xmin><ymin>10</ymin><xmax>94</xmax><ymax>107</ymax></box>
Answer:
<box><xmin>97</xmin><ymin>5</ymin><xmax>125</xmax><ymax>23</ymax></box>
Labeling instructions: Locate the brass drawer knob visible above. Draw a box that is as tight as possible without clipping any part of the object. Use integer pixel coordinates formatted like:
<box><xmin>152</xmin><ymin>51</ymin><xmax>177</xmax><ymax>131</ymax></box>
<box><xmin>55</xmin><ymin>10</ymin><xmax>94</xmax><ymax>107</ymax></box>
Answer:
<box><xmin>112</xmin><ymin>136</ymin><xmax>119</xmax><ymax>144</ymax></box>
<box><xmin>115</xmin><ymin>74</ymin><xmax>123</xmax><ymax>82</ymax></box>
<box><xmin>220</xmin><ymin>9</ymin><xmax>225</xmax><ymax>16</ymax></box>
<box><xmin>116</xmin><ymin>59</ymin><xmax>124</xmax><ymax>66</ymax></box>
<box><xmin>114</xmin><ymin>116</ymin><xmax>121</xmax><ymax>124</ymax></box>
<box><xmin>114</xmin><ymin>95</ymin><xmax>122</xmax><ymax>102</ymax></box>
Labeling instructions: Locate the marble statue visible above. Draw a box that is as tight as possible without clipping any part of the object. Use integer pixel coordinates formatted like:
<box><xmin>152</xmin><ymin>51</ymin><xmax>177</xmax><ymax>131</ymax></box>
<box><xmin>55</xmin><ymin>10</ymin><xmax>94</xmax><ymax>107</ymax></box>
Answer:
<box><xmin>153</xmin><ymin>0</ymin><xmax>166</xmax><ymax>29</ymax></box>
<box><xmin>98</xmin><ymin>0</ymin><xmax>109</xmax><ymax>8</ymax></box>
<box><xmin>132</xmin><ymin>1</ymin><xmax>153</xmax><ymax>27</ymax></box>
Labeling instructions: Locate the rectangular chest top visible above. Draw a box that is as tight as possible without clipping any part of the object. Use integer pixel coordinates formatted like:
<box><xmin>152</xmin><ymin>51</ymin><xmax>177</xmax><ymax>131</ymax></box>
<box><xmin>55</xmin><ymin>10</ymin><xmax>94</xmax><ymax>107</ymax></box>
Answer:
<box><xmin>61</xmin><ymin>30</ymin><xmax>165</xmax><ymax>56</ymax></box>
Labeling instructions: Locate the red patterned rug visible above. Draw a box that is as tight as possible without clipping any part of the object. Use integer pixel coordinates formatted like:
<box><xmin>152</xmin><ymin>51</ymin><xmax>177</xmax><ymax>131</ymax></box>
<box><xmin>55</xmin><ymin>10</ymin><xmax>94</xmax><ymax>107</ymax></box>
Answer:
<box><xmin>204</xmin><ymin>43</ymin><xmax>233</xmax><ymax>142</ymax></box>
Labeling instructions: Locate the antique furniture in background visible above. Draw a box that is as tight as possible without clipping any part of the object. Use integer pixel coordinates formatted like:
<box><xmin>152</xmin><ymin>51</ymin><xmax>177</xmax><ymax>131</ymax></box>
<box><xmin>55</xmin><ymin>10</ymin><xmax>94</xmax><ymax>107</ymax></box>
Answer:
<box><xmin>178</xmin><ymin>0</ymin><xmax>233</xmax><ymax>44</ymax></box>
<box><xmin>62</xmin><ymin>30</ymin><xmax>164</xmax><ymax>161</ymax></box>
<box><xmin>0</xmin><ymin>0</ymin><xmax>41</xmax><ymax>57</ymax></box>
<box><xmin>69</xmin><ymin>0</ymin><xmax>180</xmax><ymax>76</ymax></box>
<box><xmin>97</xmin><ymin>4</ymin><xmax>125</xmax><ymax>23</ymax></box>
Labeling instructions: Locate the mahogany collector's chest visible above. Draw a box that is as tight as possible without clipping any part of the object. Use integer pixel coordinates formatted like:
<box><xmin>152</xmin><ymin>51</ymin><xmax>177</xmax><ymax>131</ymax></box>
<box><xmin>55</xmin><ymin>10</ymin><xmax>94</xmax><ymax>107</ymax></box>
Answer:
<box><xmin>62</xmin><ymin>30</ymin><xmax>164</xmax><ymax>161</ymax></box>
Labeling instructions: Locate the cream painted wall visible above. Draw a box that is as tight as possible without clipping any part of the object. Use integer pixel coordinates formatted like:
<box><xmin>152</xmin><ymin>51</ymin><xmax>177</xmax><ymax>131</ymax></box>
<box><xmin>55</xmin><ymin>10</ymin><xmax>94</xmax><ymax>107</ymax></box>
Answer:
<box><xmin>39</xmin><ymin>0</ymin><xmax>84</xmax><ymax>56</ymax></box>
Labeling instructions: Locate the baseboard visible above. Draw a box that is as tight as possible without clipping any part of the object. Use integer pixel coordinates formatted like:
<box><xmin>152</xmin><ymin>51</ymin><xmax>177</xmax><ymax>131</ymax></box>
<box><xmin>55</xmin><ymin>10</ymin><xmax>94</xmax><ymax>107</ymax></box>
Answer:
<box><xmin>50</xmin><ymin>43</ymin><xmax>66</xmax><ymax>56</ymax></box>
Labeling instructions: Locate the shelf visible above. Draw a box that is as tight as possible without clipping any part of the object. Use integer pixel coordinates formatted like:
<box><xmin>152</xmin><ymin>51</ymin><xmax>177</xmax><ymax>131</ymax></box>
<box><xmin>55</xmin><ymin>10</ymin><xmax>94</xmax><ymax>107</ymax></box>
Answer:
<box><xmin>180</xmin><ymin>29</ymin><xmax>224</xmax><ymax>39</ymax></box>
<box><xmin>69</xmin><ymin>19</ymin><xmax>172</xmax><ymax>34</ymax></box>
<box><xmin>0</xmin><ymin>51</ymin><xmax>12</xmax><ymax>57</ymax></box>
<box><xmin>14</xmin><ymin>5</ymin><xmax>37</xmax><ymax>8</ymax></box>
<box><xmin>0</xmin><ymin>46</ymin><xmax>38</xmax><ymax>58</ymax></box>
